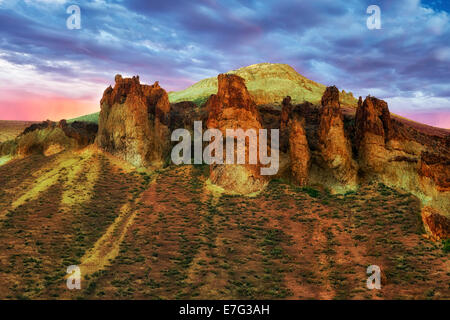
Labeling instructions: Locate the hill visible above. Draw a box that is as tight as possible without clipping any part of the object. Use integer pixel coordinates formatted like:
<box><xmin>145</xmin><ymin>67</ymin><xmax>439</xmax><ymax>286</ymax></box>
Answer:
<box><xmin>67</xmin><ymin>113</ymin><xmax>99</xmax><ymax>124</ymax></box>
<box><xmin>169</xmin><ymin>63</ymin><xmax>357</xmax><ymax>107</ymax></box>
<box><xmin>68</xmin><ymin>63</ymin><xmax>358</xmax><ymax>124</ymax></box>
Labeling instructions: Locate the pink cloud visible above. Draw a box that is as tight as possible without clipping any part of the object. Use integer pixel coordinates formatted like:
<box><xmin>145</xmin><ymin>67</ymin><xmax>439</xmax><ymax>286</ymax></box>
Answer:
<box><xmin>1</xmin><ymin>88</ymin><xmax>449</xmax><ymax>130</ymax></box>
<box><xmin>0</xmin><ymin>93</ymin><xmax>99</xmax><ymax>121</ymax></box>
<box><xmin>399</xmin><ymin>111</ymin><xmax>450</xmax><ymax>129</ymax></box>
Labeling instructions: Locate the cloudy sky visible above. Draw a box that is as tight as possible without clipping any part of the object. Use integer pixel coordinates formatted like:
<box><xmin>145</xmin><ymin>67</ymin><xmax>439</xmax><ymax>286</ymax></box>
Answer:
<box><xmin>0</xmin><ymin>0</ymin><xmax>449</xmax><ymax>128</ymax></box>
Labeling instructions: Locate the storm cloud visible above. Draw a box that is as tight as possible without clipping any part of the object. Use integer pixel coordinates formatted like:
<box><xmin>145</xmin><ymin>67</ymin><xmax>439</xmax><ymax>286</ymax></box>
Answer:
<box><xmin>0</xmin><ymin>0</ymin><xmax>448</xmax><ymax>127</ymax></box>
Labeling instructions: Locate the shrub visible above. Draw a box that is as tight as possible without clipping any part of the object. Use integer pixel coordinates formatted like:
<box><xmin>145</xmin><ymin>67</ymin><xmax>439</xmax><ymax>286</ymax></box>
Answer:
<box><xmin>0</xmin><ymin>140</ymin><xmax>17</xmax><ymax>156</ymax></box>
<box><xmin>301</xmin><ymin>186</ymin><xmax>320</xmax><ymax>198</ymax></box>
<box><xmin>443</xmin><ymin>239</ymin><xmax>450</xmax><ymax>254</ymax></box>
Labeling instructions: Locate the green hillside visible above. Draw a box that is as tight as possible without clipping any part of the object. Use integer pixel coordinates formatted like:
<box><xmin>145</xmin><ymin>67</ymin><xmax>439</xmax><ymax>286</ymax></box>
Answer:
<box><xmin>68</xmin><ymin>112</ymin><xmax>100</xmax><ymax>124</ymax></box>
<box><xmin>169</xmin><ymin>63</ymin><xmax>357</xmax><ymax>107</ymax></box>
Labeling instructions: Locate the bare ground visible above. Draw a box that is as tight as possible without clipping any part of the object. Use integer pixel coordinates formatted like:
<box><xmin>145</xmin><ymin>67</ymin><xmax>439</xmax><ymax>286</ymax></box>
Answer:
<box><xmin>0</xmin><ymin>150</ymin><xmax>448</xmax><ymax>300</ymax></box>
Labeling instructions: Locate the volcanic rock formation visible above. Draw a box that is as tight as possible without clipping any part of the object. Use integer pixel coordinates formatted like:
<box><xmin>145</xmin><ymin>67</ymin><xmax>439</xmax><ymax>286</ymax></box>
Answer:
<box><xmin>355</xmin><ymin>96</ymin><xmax>392</xmax><ymax>173</ymax></box>
<box><xmin>288</xmin><ymin>115</ymin><xmax>310</xmax><ymax>186</ymax></box>
<box><xmin>21</xmin><ymin>120</ymin><xmax>56</xmax><ymax>135</ymax></box>
<box><xmin>317</xmin><ymin>86</ymin><xmax>357</xmax><ymax>192</ymax></box>
<box><xmin>277</xmin><ymin>95</ymin><xmax>311</xmax><ymax>186</ymax></box>
<box><xmin>58</xmin><ymin>120</ymin><xmax>98</xmax><ymax>146</ymax></box>
<box><xmin>354</xmin><ymin>95</ymin><xmax>449</xmax><ymax>224</ymax></box>
<box><xmin>1</xmin><ymin>119</ymin><xmax>98</xmax><ymax>157</ymax></box>
<box><xmin>422</xmin><ymin>206</ymin><xmax>450</xmax><ymax>241</ymax></box>
<box><xmin>280</xmin><ymin>96</ymin><xmax>293</xmax><ymax>152</ymax></box>
<box><xmin>169</xmin><ymin>101</ymin><xmax>206</xmax><ymax>133</ymax></box>
<box><xmin>96</xmin><ymin>75</ymin><xmax>171</xmax><ymax>168</ymax></box>
<box><xmin>281</xmin><ymin>96</ymin><xmax>293</xmax><ymax>131</ymax></box>
<box><xmin>205</xmin><ymin>74</ymin><xmax>267</xmax><ymax>194</ymax></box>
<box><xmin>418</xmin><ymin>152</ymin><xmax>450</xmax><ymax>193</ymax></box>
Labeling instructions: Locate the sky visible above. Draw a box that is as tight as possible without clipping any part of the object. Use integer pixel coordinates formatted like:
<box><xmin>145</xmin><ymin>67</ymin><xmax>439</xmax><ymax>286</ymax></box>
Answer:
<box><xmin>0</xmin><ymin>0</ymin><xmax>449</xmax><ymax>128</ymax></box>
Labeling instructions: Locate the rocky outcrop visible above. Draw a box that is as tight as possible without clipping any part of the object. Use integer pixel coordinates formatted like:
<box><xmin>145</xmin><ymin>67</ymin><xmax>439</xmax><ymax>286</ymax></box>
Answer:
<box><xmin>58</xmin><ymin>120</ymin><xmax>98</xmax><ymax>146</ymax></box>
<box><xmin>96</xmin><ymin>75</ymin><xmax>171</xmax><ymax>168</ymax></box>
<box><xmin>20</xmin><ymin>120</ymin><xmax>98</xmax><ymax>146</ymax></box>
<box><xmin>169</xmin><ymin>101</ymin><xmax>206</xmax><ymax>133</ymax></box>
<box><xmin>280</xmin><ymin>96</ymin><xmax>293</xmax><ymax>153</ymax></box>
<box><xmin>421</xmin><ymin>206</ymin><xmax>450</xmax><ymax>241</ymax></box>
<box><xmin>205</xmin><ymin>74</ymin><xmax>267</xmax><ymax>194</ymax></box>
<box><xmin>418</xmin><ymin>152</ymin><xmax>450</xmax><ymax>192</ymax></box>
<box><xmin>354</xmin><ymin>95</ymin><xmax>449</xmax><ymax>221</ymax></box>
<box><xmin>355</xmin><ymin>96</ymin><xmax>392</xmax><ymax>173</ymax></box>
<box><xmin>317</xmin><ymin>86</ymin><xmax>357</xmax><ymax>191</ymax></box>
<box><xmin>289</xmin><ymin>115</ymin><xmax>310</xmax><ymax>186</ymax></box>
<box><xmin>21</xmin><ymin>120</ymin><xmax>56</xmax><ymax>135</ymax></box>
<box><xmin>281</xmin><ymin>96</ymin><xmax>292</xmax><ymax>131</ymax></box>
<box><xmin>278</xmin><ymin>96</ymin><xmax>311</xmax><ymax>185</ymax></box>
<box><xmin>416</xmin><ymin>151</ymin><xmax>450</xmax><ymax>216</ymax></box>
<box><xmin>8</xmin><ymin>120</ymin><xmax>98</xmax><ymax>157</ymax></box>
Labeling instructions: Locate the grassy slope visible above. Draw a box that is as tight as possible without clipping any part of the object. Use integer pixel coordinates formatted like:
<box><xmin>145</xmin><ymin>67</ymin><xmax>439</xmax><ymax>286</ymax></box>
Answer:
<box><xmin>169</xmin><ymin>63</ymin><xmax>357</xmax><ymax>107</ymax></box>
<box><xmin>0</xmin><ymin>152</ymin><xmax>448</xmax><ymax>300</ymax></box>
<box><xmin>67</xmin><ymin>113</ymin><xmax>100</xmax><ymax>124</ymax></box>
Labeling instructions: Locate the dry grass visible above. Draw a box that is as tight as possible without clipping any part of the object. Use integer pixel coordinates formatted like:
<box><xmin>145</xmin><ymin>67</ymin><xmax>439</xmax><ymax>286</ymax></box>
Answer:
<box><xmin>0</xmin><ymin>152</ymin><xmax>448</xmax><ymax>300</ymax></box>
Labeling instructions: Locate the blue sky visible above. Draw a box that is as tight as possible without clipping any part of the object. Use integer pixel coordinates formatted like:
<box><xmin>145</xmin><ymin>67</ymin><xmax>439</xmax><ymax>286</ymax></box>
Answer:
<box><xmin>0</xmin><ymin>0</ymin><xmax>449</xmax><ymax>128</ymax></box>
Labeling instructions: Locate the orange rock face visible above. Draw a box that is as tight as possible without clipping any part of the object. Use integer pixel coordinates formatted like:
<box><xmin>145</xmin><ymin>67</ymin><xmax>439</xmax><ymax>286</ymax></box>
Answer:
<box><xmin>205</xmin><ymin>74</ymin><xmax>267</xmax><ymax>194</ymax></box>
<box><xmin>278</xmin><ymin>95</ymin><xmax>311</xmax><ymax>186</ymax></box>
<box><xmin>421</xmin><ymin>206</ymin><xmax>450</xmax><ymax>241</ymax></box>
<box><xmin>355</xmin><ymin>96</ymin><xmax>392</xmax><ymax>172</ymax></box>
<box><xmin>355</xmin><ymin>96</ymin><xmax>392</xmax><ymax>144</ymax></box>
<box><xmin>418</xmin><ymin>152</ymin><xmax>450</xmax><ymax>192</ymax></box>
<box><xmin>288</xmin><ymin>116</ymin><xmax>310</xmax><ymax>186</ymax></box>
<box><xmin>354</xmin><ymin>95</ymin><xmax>449</xmax><ymax>219</ymax></box>
<box><xmin>318</xmin><ymin>86</ymin><xmax>357</xmax><ymax>190</ymax></box>
<box><xmin>206</xmin><ymin>74</ymin><xmax>261</xmax><ymax>129</ymax></box>
<box><xmin>96</xmin><ymin>75</ymin><xmax>171</xmax><ymax>167</ymax></box>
